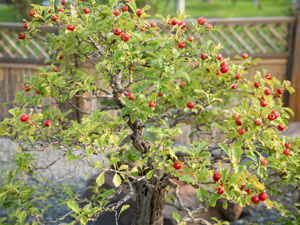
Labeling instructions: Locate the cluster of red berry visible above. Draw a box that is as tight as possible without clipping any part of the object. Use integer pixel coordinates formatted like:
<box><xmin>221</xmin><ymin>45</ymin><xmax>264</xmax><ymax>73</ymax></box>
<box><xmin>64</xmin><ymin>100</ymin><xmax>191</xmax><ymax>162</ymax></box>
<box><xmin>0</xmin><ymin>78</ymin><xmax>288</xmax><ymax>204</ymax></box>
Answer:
<box><xmin>213</xmin><ymin>172</ymin><xmax>268</xmax><ymax>204</ymax></box>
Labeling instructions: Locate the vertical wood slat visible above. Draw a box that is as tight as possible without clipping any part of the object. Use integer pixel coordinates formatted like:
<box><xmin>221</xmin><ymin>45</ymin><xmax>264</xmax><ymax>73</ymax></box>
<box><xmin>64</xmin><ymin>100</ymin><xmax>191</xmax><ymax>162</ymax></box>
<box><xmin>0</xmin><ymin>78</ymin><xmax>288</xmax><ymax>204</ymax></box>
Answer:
<box><xmin>288</xmin><ymin>8</ymin><xmax>300</xmax><ymax>122</ymax></box>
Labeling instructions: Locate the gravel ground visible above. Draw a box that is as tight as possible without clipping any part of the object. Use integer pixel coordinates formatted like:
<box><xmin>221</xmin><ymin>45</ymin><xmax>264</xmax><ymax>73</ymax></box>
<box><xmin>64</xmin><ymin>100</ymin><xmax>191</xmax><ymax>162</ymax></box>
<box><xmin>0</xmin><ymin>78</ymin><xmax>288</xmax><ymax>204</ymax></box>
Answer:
<box><xmin>0</xmin><ymin>138</ymin><xmax>102</xmax><ymax>224</ymax></box>
<box><xmin>0</xmin><ymin>122</ymin><xmax>299</xmax><ymax>225</ymax></box>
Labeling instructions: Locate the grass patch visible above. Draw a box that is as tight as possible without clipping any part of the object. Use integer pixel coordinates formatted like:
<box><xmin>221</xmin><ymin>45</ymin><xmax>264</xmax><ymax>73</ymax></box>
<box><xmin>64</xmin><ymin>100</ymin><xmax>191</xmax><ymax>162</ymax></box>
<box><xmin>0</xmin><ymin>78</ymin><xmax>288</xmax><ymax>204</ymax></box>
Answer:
<box><xmin>0</xmin><ymin>0</ymin><xmax>296</xmax><ymax>23</ymax></box>
<box><xmin>157</xmin><ymin>0</ymin><xmax>295</xmax><ymax>18</ymax></box>
<box><xmin>0</xmin><ymin>5</ymin><xmax>16</xmax><ymax>22</ymax></box>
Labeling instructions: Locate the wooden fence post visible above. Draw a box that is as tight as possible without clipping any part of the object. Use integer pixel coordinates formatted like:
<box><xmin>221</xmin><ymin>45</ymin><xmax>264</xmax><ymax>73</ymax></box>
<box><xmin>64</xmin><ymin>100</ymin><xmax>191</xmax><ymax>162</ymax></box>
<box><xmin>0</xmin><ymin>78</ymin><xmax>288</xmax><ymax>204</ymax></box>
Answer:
<box><xmin>288</xmin><ymin>1</ymin><xmax>300</xmax><ymax>122</ymax></box>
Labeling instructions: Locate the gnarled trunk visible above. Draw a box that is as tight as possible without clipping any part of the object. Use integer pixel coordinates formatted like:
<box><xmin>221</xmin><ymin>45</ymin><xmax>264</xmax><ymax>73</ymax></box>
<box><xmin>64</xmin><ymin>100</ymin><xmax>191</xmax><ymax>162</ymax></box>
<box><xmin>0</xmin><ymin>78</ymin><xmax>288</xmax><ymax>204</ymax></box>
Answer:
<box><xmin>131</xmin><ymin>178</ymin><xmax>166</xmax><ymax>225</ymax></box>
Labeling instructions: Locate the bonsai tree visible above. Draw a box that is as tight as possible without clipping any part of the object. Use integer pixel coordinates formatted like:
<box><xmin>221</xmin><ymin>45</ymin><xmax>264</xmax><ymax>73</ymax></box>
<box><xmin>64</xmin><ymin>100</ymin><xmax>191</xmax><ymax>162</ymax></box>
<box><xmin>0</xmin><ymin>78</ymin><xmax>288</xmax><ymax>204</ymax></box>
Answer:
<box><xmin>0</xmin><ymin>0</ymin><xmax>299</xmax><ymax>224</ymax></box>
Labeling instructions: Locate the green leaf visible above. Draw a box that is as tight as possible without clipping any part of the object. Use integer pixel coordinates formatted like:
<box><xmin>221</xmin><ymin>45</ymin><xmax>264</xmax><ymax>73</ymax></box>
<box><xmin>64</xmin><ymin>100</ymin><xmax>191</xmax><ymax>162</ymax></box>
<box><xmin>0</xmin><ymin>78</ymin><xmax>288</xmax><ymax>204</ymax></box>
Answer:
<box><xmin>67</xmin><ymin>201</ymin><xmax>80</xmax><ymax>214</ymax></box>
<box><xmin>90</xmin><ymin>16</ymin><xmax>95</xmax><ymax>27</ymax></box>
<box><xmin>109</xmin><ymin>0</ymin><xmax>118</xmax><ymax>8</ymax></box>
<box><xmin>18</xmin><ymin>211</ymin><xmax>27</xmax><ymax>223</ymax></box>
<box><xmin>241</xmin><ymin>98</ymin><xmax>249</xmax><ymax>112</ymax></box>
<box><xmin>118</xmin><ymin>165</ymin><xmax>128</xmax><ymax>171</ymax></box>
<box><xmin>223</xmin><ymin>200</ymin><xmax>228</xmax><ymax>209</ymax></box>
<box><xmin>197</xmin><ymin>186</ymin><xmax>209</xmax><ymax>202</ymax></box>
<box><xmin>233</xmin><ymin>146</ymin><xmax>242</xmax><ymax>162</ymax></box>
<box><xmin>108</xmin><ymin>158</ymin><xmax>120</xmax><ymax>167</ymax></box>
<box><xmin>209</xmin><ymin>194</ymin><xmax>220</xmax><ymax>207</ymax></box>
<box><xmin>127</xmin><ymin>1</ymin><xmax>137</xmax><ymax>12</ymax></box>
<box><xmin>219</xmin><ymin>143</ymin><xmax>230</xmax><ymax>157</ymax></box>
<box><xmin>221</xmin><ymin>168</ymin><xmax>229</xmax><ymax>184</ymax></box>
<box><xmin>119</xmin><ymin>205</ymin><xmax>130</xmax><ymax>218</ymax></box>
<box><xmin>9</xmin><ymin>108</ymin><xmax>20</xmax><ymax>119</ymax></box>
<box><xmin>179</xmin><ymin>175</ymin><xmax>196</xmax><ymax>184</ymax></box>
<box><xmin>146</xmin><ymin>170</ymin><xmax>154</xmax><ymax>179</ymax></box>
<box><xmin>178</xmin><ymin>70</ymin><xmax>190</xmax><ymax>83</ymax></box>
<box><xmin>172</xmin><ymin>212</ymin><xmax>181</xmax><ymax>223</ymax></box>
<box><xmin>80</xmin><ymin>216</ymin><xmax>88</xmax><ymax>225</ymax></box>
<box><xmin>96</xmin><ymin>171</ymin><xmax>105</xmax><ymax>187</ymax></box>
<box><xmin>113</xmin><ymin>173</ymin><xmax>122</xmax><ymax>187</ymax></box>
<box><xmin>198</xmin><ymin>142</ymin><xmax>209</xmax><ymax>152</ymax></box>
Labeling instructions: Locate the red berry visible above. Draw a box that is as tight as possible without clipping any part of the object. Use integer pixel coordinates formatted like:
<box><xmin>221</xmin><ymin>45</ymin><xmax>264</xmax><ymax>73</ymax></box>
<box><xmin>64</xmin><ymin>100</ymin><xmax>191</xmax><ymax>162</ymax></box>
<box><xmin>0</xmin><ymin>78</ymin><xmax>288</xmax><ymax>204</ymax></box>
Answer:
<box><xmin>254</xmin><ymin>82</ymin><xmax>260</xmax><ymax>88</ymax></box>
<box><xmin>260</xmin><ymin>100</ymin><xmax>267</xmax><ymax>107</ymax></box>
<box><xmin>149</xmin><ymin>100</ymin><xmax>156</xmax><ymax>107</ymax></box>
<box><xmin>255</xmin><ymin>118</ymin><xmax>262</xmax><ymax>126</ymax></box>
<box><xmin>216</xmin><ymin>71</ymin><xmax>222</xmax><ymax>76</ymax></box>
<box><xmin>277</xmin><ymin>88</ymin><xmax>284</xmax><ymax>94</ymax></box>
<box><xmin>237</xmin><ymin>125</ymin><xmax>246</xmax><ymax>135</ymax></box>
<box><xmin>242</xmin><ymin>53</ymin><xmax>248</xmax><ymax>59</ymax></box>
<box><xmin>266</xmin><ymin>73</ymin><xmax>272</xmax><ymax>80</ymax></box>
<box><xmin>259</xmin><ymin>192</ymin><xmax>268</xmax><ymax>201</ymax></box>
<box><xmin>232</xmin><ymin>112</ymin><xmax>240</xmax><ymax>120</ymax></box>
<box><xmin>187</xmin><ymin>102</ymin><xmax>194</xmax><ymax>108</ymax></box>
<box><xmin>178</xmin><ymin>21</ymin><xmax>186</xmax><ymax>29</ymax></box>
<box><xmin>83</xmin><ymin>8</ymin><xmax>90</xmax><ymax>14</ymax></box>
<box><xmin>158</xmin><ymin>93</ymin><xmax>163</xmax><ymax>97</ymax></box>
<box><xmin>271</xmin><ymin>110</ymin><xmax>279</xmax><ymax>119</ymax></box>
<box><xmin>265</xmin><ymin>89</ymin><xmax>271</xmax><ymax>95</ymax></box>
<box><xmin>114</xmin><ymin>9</ymin><xmax>120</xmax><ymax>16</ymax></box>
<box><xmin>220</xmin><ymin>66</ymin><xmax>229</xmax><ymax>73</ymax></box>
<box><xmin>205</xmin><ymin>24</ymin><xmax>212</xmax><ymax>30</ymax></box>
<box><xmin>213</xmin><ymin>173</ymin><xmax>221</xmax><ymax>182</ymax></box>
<box><xmin>45</xmin><ymin>120</ymin><xmax>52</xmax><ymax>127</ymax></box>
<box><xmin>23</xmin><ymin>85</ymin><xmax>30</xmax><ymax>92</ymax></box>
<box><xmin>20</xmin><ymin>114</ymin><xmax>29</xmax><ymax>122</ymax></box>
<box><xmin>59</xmin><ymin>8</ymin><xmax>64</xmax><ymax>12</ymax></box>
<box><xmin>278</xmin><ymin>124</ymin><xmax>285</xmax><ymax>131</ymax></box>
<box><xmin>67</xmin><ymin>24</ymin><xmax>74</xmax><ymax>31</ymax></box>
<box><xmin>121</xmin><ymin>5</ymin><xmax>128</xmax><ymax>12</ymax></box>
<box><xmin>141</xmin><ymin>26</ymin><xmax>146</xmax><ymax>31</ymax></box>
<box><xmin>150</xmin><ymin>21</ymin><xmax>157</xmax><ymax>28</ymax></box>
<box><xmin>241</xmin><ymin>185</ymin><xmax>250</xmax><ymax>195</ymax></box>
<box><xmin>268</xmin><ymin>113</ymin><xmax>276</xmax><ymax>121</ymax></box>
<box><xmin>235</xmin><ymin>73</ymin><xmax>241</xmax><ymax>80</ymax></box>
<box><xmin>121</xmin><ymin>33</ymin><xmax>129</xmax><ymax>42</ymax></box>
<box><xmin>260</xmin><ymin>158</ymin><xmax>268</xmax><ymax>165</ymax></box>
<box><xmin>251</xmin><ymin>196</ymin><xmax>260</xmax><ymax>204</ymax></box>
<box><xmin>216</xmin><ymin>185</ymin><xmax>225</xmax><ymax>195</ymax></box>
<box><xmin>61</xmin><ymin>0</ymin><xmax>66</xmax><ymax>5</ymax></box>
<box><xmin>238</xmin><ymin>127</ymin><xmax>245</xmax><ymax>135</ymax></box>
<box><xmin>127</xmin><ymin>92</ymin><xmax>134</xmax><ymax>100</ymax></box>
<box><xmin>220</xmin><ymin>62</ymin><xmax>228</xmax><ymax>67</ymax></box>
<box><xmin>197</xmin><ymin>17</ymin><xmax>206</xmax><ymax>25</ymax></box>
<box><xmin>274</xmin><ymin>93</ymin><xmax>281</xmax><ymax>98</ymax></box>
<box><xmin>235</xmin><ymin>119</ymin><xmax>242</xmax><ymax>126</ymax></box>
<box><xmin>36</xmin><ymin>90</ymin><xmax>40</xmax><ymax>94</ymax></box>
<box><xmin>29</xmin><ymin>10</ymin><xmax>35</xmax><ymax>17</ymax></box>
<box><xmin>286</xmin><ymin>80</ymin><xmax>291</xmax><ymax>86</ymax></box>
<box><xmin>232</xmin><ymin>85</ymin><xmax>237</xmax><ymax>90</ymax></box>
<box><xmin>188</xmin><ymin>36</ymin><xmax>194</xmax><ymax>42</ymax></box>
<box><xmin>18</xmin><ymin>33</ymin><xmax>25</xmax><ymax>39</ymax></box>
<box><xmin>285</xmin><ymin>142</ymin><xmax>292</xmax><ymax>148</ymax></box>
<box><xmin>173</xmin><ymin>162</ymin><xmax>181</xmax><ymax>170</ymax></box>
<box><xmin>113</xmin><ymin>27</ymin><xmax>122</xmax><ymax>35</ymax></box>
<box><xmin>181</xmin><ymin>82</ymin><xmax>186</xmax><ymax>87</ymax></box>
<box><xmin>59</xmin><ymin>55</ymin><xmax>64</xmax><ymax>60</ymax></box>
<box><xmin>284</xmin><ymin>149</ymin><xmax>290</xmax><ymax>156</ymax></box>
<box><xmin>24</xmin><ymin>23</ymin><xmax>28</xmax><ymax>29</ymax></box>
<box><xmin>51</xmin><ymin>15</ymin><xmax>57</xmax><ymax>21</ymax></box>
<box><xmin>136</xmin><ymin>9</ymin><xmax>142</xmax><ymax>17</ymax></box>
<box><xmin>178</xmin><ymin>41</ymin><xmax>185</xmax><ymax>49</ymax></box>
<box><xmin>172</xmin><ymin>19</ymin><xmax>178</xmax><ymax>25</ymax></box>
<box><xmin>201</xmin><ymin>53</ymin><xmax>208</xmax><ymax>60</ymax></box>
<box><xmin>216</xmin><ymin>53</ymin><xmax>222</xmax><ymax>61</ymax></box>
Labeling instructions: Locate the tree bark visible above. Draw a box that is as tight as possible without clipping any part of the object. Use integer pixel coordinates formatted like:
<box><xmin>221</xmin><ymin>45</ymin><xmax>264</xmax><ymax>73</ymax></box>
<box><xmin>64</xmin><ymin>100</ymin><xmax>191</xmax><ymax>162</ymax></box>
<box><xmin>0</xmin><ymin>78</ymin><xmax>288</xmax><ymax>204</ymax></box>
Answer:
<box><xmin>131</xmin><ymin>177</ymin><xmax>166</xmax><ymax>225</ymax></box>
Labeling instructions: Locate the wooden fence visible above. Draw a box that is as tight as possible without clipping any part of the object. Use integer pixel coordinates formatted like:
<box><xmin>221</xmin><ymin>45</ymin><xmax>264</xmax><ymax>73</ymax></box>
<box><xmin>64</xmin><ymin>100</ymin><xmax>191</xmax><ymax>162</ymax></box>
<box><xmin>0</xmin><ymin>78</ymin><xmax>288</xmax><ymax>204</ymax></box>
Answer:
<box><xmin>0</xmin><ymin>14</ymin><xmax>300</xmax><ymax>133</ymax></box>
